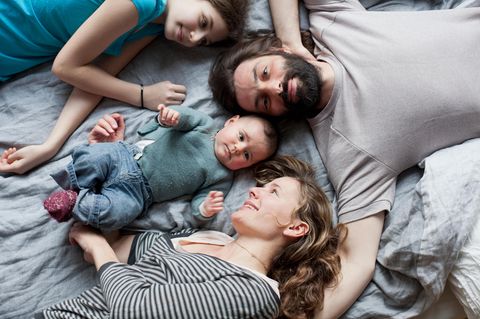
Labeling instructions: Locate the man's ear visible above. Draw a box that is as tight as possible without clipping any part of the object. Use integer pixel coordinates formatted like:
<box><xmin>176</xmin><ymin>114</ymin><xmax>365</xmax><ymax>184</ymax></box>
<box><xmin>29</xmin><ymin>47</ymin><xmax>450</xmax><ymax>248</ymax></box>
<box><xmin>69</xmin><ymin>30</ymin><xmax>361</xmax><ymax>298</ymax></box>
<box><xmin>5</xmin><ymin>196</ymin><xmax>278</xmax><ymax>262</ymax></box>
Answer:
<box><xmin>283</xmin><ymin>220</ymin><xmax>309</xmax><ymax>238</ymax></box>
<box><xmin>224</xmin><ymin>115</ymin><xmax>240</xmax><ymax>127</ymax></box>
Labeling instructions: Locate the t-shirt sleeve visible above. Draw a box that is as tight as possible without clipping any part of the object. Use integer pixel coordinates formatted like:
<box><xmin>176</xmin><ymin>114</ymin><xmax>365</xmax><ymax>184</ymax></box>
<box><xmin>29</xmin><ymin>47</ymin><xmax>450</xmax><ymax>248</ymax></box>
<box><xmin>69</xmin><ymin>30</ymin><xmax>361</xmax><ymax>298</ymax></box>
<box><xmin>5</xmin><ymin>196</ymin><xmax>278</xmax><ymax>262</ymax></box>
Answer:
<box><xmin>131</xmin><ymin>0</ymin><xmax>167</xmax><ymax>26</ymax></box>
<box><xmin>303</xmin><ymin>0</ymin><xmax>365</xmax><ymax>13</ymax></box>
<box><xmin>327</xmin><ymin>130</ymin><xmax>396</xmax><ymax>223</ymax></box>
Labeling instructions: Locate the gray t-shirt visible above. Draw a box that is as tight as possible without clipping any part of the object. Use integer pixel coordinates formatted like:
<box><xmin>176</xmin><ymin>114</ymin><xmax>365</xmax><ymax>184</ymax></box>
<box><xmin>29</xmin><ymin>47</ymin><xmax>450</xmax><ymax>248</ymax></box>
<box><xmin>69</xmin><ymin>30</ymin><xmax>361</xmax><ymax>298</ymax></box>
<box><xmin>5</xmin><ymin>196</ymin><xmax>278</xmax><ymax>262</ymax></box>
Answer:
<box><xmin>306</xmin><ymin>0</ymin><xmax>480</xmax><ymax>223</ymax></box>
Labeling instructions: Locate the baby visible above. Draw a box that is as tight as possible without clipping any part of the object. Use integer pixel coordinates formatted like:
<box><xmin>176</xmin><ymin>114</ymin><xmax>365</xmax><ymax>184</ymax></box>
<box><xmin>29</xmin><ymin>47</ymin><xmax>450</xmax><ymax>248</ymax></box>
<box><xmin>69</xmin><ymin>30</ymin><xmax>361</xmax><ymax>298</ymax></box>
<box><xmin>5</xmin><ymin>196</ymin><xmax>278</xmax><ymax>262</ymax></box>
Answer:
<box><xmin>44</xmin><ymin>105</ymin><xmax>278</xmax><ymax>230</ymax></box>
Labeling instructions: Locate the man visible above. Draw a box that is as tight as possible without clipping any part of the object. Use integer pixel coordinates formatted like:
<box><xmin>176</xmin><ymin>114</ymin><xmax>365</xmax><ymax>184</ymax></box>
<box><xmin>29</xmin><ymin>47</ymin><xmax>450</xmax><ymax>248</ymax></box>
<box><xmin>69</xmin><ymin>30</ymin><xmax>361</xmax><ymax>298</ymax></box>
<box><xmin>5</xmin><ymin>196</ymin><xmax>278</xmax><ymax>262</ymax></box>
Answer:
<box><xmin>209</xmin><ymin>0</ymin><xmax>480</xmax><ymax>317</ymax></box>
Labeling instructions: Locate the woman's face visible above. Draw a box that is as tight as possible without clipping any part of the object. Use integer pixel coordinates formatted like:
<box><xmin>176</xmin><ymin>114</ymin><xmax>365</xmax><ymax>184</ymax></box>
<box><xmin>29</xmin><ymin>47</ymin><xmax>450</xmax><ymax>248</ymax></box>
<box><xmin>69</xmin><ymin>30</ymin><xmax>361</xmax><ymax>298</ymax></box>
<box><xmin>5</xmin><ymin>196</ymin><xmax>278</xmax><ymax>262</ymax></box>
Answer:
<box><xmin>232</xmin><ymin>177</ymin><xmax>303</xmax><ymax>239</ymax></box>
<box><xmin>164</xmin><ymin>0</ymin><xmax>229</xmax><ymax>47</ymax></box>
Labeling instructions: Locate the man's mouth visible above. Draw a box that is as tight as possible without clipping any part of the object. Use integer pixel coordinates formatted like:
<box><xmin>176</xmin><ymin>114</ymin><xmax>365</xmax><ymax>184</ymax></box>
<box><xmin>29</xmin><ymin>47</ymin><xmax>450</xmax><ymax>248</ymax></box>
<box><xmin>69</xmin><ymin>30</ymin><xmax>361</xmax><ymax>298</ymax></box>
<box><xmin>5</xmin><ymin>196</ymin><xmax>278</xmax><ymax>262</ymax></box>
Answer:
<box><xmin>287</xmin><ymin>78</ymin><xmax>299</xmax><ymax>104</ymax></box>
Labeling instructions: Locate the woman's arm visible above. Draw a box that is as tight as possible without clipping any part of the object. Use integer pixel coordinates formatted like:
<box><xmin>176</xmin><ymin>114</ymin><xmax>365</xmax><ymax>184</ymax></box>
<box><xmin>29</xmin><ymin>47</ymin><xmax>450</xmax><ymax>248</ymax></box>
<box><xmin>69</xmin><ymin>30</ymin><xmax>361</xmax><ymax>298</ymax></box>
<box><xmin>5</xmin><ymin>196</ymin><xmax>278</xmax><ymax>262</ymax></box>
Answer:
<box><xmin>315</xmin><ymin>212</ymin><xmax>385</xmax><ymax>319</ymax></box>
<box><xmin>268</xmin><ymin>0</ymin><xmax>316</xmax><ymax>61</ymax></box>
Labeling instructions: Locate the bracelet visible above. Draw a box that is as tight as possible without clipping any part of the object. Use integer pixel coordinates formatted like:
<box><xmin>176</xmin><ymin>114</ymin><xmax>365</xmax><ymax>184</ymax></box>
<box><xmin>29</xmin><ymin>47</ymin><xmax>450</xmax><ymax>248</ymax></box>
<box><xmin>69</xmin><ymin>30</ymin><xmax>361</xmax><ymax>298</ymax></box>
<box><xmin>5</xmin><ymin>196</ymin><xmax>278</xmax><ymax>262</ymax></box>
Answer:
<box><xmin>140</xmin><ymin>83</ymin><xmax>144</xmax><ymax>108</ymax></box>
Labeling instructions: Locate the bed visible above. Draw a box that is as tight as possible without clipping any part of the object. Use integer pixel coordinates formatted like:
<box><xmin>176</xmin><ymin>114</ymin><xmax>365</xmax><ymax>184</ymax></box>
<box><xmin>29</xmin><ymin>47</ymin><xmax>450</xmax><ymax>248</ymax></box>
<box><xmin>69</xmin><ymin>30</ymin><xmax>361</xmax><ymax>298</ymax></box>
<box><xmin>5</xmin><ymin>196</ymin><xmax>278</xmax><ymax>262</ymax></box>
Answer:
<box><xmin>1</xmin><ymin>0</ymin><xmax>479</xmax><ymax>318</ymax></box>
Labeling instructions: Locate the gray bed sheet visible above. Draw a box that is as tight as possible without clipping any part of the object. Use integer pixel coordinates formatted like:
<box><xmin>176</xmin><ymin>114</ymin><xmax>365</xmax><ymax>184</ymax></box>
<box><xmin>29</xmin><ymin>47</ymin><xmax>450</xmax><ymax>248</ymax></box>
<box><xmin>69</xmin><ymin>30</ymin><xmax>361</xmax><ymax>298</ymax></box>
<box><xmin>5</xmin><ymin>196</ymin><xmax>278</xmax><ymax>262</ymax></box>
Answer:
<box><xmin>0</xmin><ymin>0</ymin><xmax>478</xmax><ymax>318</ymax></box>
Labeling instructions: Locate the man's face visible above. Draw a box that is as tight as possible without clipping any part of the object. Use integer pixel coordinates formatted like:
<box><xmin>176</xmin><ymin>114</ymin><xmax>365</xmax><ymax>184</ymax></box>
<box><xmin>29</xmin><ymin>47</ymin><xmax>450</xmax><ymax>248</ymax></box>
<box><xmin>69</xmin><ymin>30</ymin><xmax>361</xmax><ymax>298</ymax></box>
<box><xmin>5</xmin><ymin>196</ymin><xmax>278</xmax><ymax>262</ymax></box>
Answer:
<box><xmin>233</xmin><ymin>53</ymin><xmax>321</xmax><ymax>117</ymax></box>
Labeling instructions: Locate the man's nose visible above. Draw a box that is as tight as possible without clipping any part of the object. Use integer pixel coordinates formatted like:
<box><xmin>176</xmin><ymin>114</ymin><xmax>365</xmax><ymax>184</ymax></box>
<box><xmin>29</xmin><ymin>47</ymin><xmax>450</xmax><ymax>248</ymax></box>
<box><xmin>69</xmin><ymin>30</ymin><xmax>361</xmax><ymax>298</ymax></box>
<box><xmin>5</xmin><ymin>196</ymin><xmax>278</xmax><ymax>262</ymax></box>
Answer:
<box><xmin>260</xmin><ymin>80</ymin><xmax>282</xmax><ymax>95</ymax></box>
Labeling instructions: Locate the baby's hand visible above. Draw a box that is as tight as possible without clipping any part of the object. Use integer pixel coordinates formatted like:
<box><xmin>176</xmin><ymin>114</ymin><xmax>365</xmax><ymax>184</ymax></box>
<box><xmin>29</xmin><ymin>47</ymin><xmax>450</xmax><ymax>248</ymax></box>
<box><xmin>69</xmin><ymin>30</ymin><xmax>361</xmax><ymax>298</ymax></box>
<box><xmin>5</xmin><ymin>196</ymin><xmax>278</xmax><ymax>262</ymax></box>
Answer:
<box><xmin>88</xmin><ymin>113</ymin><xmax>125</xmax><ymax>144</ymax></box>
<box><xmin>201</xmin><ymin>191</ymin><xmax>224</xmax><ymax>218</ymax></box>
<box><xmin>157</xmin><ymin>104</ymin><xmax>180</xmax><ymax>127</ymax></box>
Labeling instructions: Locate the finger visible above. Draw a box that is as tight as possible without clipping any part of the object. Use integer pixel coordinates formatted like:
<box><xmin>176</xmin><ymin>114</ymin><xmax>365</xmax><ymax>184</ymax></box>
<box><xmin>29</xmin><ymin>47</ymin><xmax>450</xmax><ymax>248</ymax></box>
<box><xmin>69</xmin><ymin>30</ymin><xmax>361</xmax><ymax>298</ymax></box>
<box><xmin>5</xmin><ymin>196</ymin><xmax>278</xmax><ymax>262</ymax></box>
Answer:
<box><xmin>169</xmin><ymin>92</ymin><xmax>186</xmax><ymax>103</ymax></box>
<box><xmin>171</xmin><ymin>84</ymin><xmax>187</xmax><ymax>94</ymax></box>
<box><xmin>91</xmin><ymin>125</ymin><xmax>110</xmax><ymax>138</ymax></box>
<box><xmin>97</xmin><ymin>118</ymin><xmax>115</xmax><ymax>134</ymax></box>
<box><xmin>113</xmin><ymin>114</ymin><xmax>125</xmax><ymax>131</ymax></box>
<box><xmin>104</xmin><ymin>114</ymin><xmax>119</xmax><ymax>130</ymax></box>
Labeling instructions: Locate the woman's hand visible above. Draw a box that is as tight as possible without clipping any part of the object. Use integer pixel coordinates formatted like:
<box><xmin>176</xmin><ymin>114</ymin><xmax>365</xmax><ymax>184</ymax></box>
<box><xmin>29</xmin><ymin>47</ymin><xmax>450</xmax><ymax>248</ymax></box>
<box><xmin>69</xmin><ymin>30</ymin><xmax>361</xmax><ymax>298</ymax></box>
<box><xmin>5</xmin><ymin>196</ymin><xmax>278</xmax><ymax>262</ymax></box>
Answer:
<box><xmin>69</xmin><ymin>222</ymin><xmax>119</xmax><ymax>269</ymax></box>
<box><xmin>0</xmin><ymin>144</ymin><xmax>57</xmax><ymax>174</ymax></box>
<box><xmin>88</xmin><ymin>113</ymin><xmax>126</xmax><ymax>144</ymax></box>
<box><xmin>143</xmin><ymin>81</ymin><xmax>187</xmax><ymax>110</ymax></box>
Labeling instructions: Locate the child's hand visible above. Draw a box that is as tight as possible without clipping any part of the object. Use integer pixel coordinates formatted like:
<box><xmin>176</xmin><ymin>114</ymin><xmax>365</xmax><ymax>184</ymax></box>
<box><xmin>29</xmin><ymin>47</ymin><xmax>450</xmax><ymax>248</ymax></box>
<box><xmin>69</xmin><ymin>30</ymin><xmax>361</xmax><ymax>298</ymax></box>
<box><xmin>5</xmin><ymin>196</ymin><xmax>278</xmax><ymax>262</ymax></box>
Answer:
<box><xmin>88</xmin><ymin>113</ymin><xmax>126</xmax><ymax>144</ymax></box>
<box><xmin>157</xmin><ymin>104</ymin><xmax>180</xmax><ymax>127</ymax></box>
<box><xmin>143</xmin><ymin>81</ymin><xmax>187</xmax><ymax>110</ymax></box>
<box><xmin>201</xmin><ymin>191</ymin><xmax>224</xmax><ymax>218</ymax></box>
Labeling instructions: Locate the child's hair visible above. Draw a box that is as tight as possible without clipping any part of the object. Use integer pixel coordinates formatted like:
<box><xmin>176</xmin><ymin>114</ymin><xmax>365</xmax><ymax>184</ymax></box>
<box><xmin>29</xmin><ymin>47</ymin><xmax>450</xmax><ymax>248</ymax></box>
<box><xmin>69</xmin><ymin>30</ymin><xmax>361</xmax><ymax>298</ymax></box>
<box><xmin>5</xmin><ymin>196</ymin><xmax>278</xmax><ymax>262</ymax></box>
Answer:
<box><xmin>254</xmin><ymin>156</ymin><xmax>346</xmax><ymax>319</ymax></box>
<box><xmin>243</xmin><ymin>115</ymin><xmax>279</xmax><ymax>160</ymax></box>
<box><xmin>207</xmin><ymin>0</ymin><xmax>250</xmax><ymax>40</ymax></box>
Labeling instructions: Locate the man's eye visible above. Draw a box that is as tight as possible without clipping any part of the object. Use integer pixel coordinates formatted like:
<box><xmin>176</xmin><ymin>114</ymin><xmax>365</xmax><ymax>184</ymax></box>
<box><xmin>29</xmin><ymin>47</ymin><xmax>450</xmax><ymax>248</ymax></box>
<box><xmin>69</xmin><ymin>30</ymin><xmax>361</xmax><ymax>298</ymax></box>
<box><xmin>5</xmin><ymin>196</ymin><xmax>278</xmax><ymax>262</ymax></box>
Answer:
<box><xmin>200</xmin><ymin>16</ymin><xmax>208</xmax><ymax>28</ymax></box>
<box><xmin>263</xmin><ymin>97</ymin><xmax>269</xmax><ymax>110</ymax></box>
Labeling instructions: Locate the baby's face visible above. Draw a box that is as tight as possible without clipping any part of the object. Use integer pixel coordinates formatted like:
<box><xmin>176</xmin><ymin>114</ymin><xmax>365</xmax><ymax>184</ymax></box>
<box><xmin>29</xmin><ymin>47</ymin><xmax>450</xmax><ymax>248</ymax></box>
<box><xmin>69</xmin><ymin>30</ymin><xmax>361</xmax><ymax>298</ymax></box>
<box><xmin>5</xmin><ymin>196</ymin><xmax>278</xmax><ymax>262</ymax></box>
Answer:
<box><xmin>214</xmin><ymin>116</ymin><xmax>271</xmax><ymax>170</ymax></box>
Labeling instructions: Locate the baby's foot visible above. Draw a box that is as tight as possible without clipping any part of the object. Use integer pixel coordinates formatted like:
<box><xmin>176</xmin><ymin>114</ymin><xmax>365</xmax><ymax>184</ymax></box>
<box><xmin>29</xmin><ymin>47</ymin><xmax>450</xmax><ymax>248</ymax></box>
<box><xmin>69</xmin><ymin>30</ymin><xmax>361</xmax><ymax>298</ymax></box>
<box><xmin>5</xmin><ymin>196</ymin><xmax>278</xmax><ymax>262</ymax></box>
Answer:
<box><xmin>44</xmin><ymin>190</ymin><xmax>77</xmax><ymax>222</ymax></box>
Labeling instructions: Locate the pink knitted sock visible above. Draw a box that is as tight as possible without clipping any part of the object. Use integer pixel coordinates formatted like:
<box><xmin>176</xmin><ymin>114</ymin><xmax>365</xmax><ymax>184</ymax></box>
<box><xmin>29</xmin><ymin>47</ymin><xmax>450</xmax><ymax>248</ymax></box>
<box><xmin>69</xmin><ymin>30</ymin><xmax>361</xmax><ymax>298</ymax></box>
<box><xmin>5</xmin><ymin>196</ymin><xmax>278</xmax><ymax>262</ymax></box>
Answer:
<box><xmin>43</xmin><ymin>190</ymin><xmax>77</xmax><ymax>222</ymax></box>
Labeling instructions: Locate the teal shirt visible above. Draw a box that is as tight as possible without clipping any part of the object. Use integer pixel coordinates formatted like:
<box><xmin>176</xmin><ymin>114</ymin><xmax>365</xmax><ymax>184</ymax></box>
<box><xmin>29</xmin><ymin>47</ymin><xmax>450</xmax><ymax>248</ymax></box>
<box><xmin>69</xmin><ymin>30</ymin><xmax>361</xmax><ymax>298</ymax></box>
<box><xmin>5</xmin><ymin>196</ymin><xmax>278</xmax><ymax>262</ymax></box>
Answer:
<box><xmin>0</xmin><ymin>0</ymin><xmax>166</xmax><ymax>81</ymax></box>
<box><xmin>137</xmin><ymin>106</ymin><xmax>233</xmax><ymax>221</ymax></box>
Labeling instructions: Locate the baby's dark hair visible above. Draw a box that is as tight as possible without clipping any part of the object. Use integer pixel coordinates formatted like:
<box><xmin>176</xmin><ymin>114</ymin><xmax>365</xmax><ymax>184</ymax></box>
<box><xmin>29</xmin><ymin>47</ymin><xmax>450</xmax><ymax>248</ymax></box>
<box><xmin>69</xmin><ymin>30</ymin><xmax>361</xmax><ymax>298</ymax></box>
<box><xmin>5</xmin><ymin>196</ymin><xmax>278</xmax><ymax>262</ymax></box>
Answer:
<box><xmin>207</xmin><ymin>0</ymin><xmax>250</xmax><ymax>41</ymax></box>
<box><xmin>243</xmin><ymin>115</ymin><xmax>279</xmax><ymax>160</ymax></box>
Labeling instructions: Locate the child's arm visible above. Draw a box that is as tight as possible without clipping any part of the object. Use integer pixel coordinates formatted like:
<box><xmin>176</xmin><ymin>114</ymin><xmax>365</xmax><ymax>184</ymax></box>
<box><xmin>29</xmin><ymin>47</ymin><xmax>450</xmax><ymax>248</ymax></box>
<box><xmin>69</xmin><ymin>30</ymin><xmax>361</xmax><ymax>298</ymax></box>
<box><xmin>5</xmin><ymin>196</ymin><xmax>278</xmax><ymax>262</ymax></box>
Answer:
<box><xmin>200</xmin><ymin>191</ymin><xmax>224</xmax><ymax>218</ymax></box>
<box><xmin>0</xmin><ymin>35</ymin><xmax>155</xmax><ymax>175</ymax></box>
<box><xmin>88</xmin><ymin>113</ymin><xmax>126</xmax><ymax>144</ymax></box>
<box><xmin>52</xmin><ymin>0</ymin><xmax>187</xmax><ymax>109</ymax></box>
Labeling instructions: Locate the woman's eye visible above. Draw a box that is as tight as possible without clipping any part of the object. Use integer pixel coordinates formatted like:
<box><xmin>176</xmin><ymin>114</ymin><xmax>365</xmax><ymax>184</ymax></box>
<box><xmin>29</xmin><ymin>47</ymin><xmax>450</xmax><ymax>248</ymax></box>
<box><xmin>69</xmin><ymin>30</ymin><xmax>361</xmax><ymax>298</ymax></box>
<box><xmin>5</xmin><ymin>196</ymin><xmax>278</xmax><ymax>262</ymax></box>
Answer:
<box><xmin>263</xmin><ymin>66</ymin><xmax>268</xmax><ymax>77</ymax></box>
<box><xmin>244</xmin><ymin>151</ymin><xmax>250</xmax><ymax>160</ymax></box>
<box><xmin>199</xmin><ymin>37</ymin><xmax>207</xmax><ymax>46</ymax></box>
<box><xmin>239</xmin><ymin>132</ymin><xmax>244</xmax><ymax>141</ymax></box>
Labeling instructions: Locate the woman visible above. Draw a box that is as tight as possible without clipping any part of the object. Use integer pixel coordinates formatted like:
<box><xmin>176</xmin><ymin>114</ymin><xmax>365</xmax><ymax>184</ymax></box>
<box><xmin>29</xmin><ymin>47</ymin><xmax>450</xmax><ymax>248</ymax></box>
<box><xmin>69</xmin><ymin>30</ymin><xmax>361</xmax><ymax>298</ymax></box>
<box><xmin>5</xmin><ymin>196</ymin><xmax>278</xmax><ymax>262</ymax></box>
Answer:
<box><xmin>0</xmin><ymin>0</ymin><xmax>248</xmax><ymax>174</ymax></box>
<box><xmin>36</xmin><ymin>156</ymin><xmax>346</xmax><ymax>319</ymax></box>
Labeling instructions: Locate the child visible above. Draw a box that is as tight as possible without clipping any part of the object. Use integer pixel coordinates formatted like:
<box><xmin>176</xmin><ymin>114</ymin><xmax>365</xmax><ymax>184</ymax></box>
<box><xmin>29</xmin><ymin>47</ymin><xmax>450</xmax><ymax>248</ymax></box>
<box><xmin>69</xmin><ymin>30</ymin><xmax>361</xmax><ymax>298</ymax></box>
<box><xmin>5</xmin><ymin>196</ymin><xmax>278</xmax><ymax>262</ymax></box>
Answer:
<box><xmin>43</xmin><ymin>105</ymin><xmax>278</xmax><ymax>230</ymax></box>
<box><xmin>0</xmin><ymin>0</ymin><xmax>249</xmax><ymax>175</ymax></box>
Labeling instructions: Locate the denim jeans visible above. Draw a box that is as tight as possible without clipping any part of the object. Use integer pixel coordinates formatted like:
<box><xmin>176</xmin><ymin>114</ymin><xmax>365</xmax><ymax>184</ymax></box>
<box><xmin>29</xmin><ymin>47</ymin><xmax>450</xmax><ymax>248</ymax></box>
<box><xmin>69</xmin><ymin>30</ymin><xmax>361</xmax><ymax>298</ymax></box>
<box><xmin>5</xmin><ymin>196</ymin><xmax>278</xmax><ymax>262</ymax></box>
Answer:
<box><xmin>51</xmin><ymin>141</ymin><xmax>153</xmax><ymax>231</ymax></box>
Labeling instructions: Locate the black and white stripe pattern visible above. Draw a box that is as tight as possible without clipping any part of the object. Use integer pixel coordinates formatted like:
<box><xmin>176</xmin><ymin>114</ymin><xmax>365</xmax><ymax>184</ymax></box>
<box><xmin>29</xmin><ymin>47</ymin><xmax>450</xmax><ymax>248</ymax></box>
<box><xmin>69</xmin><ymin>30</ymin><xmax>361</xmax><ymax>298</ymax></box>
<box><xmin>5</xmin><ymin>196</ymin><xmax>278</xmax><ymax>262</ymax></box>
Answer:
<box><xmin>41</xmin><ymin>230</ymin><xmax>280</xmax><ymax>318</ymax></box>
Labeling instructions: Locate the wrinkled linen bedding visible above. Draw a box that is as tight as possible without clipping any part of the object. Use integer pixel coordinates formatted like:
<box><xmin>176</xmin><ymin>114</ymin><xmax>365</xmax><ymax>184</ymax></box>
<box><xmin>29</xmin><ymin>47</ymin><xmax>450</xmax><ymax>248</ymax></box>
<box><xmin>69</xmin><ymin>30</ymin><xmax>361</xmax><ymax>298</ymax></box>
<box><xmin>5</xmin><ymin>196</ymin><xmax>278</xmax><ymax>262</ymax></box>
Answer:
<box><xmin>1</xmin><ymin>0</ymin><xmax>479</xmax><ymax>318</ymax></box>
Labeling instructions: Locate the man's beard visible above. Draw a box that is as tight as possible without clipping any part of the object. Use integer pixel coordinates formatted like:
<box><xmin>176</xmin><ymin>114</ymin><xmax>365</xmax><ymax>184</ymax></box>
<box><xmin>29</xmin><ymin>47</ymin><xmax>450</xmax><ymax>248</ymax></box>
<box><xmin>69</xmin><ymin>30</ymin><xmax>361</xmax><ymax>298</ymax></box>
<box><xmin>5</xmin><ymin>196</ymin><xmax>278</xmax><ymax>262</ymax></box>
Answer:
<box><xmin>280</xmin><ymin>54</ymin><xmax>322</xmax><ymax>117</ymax></box>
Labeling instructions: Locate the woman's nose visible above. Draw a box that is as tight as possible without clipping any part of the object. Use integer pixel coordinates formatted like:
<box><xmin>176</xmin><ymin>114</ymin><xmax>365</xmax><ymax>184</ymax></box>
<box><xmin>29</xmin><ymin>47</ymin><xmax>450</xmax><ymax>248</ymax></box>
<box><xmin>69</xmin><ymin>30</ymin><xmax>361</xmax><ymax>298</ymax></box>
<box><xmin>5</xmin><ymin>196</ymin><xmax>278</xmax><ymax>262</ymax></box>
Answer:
<box><xmin>249</xmin><ymin>187</ymin><xmax>260</xmax><ymax>198</ymax></box>
<box><xmin>189</xmin><ymin>30</ymin><xmax>206</xmax><ymax>45</ymax></box>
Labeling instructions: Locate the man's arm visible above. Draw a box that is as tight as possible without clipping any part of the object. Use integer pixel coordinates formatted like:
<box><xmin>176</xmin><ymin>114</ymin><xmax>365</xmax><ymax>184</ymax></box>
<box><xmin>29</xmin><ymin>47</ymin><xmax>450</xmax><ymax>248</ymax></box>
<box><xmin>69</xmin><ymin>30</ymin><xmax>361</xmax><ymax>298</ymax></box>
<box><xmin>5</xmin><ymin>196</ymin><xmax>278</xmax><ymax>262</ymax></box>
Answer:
<box><xmin>316</xmin><ymin>212</ymin><xmax>385</xmax><ymax>319</ymax></box>
<box><xmin>268</xmin><ymin>0</ymin><xmax>316</xmax><ymax>61</ymax></box>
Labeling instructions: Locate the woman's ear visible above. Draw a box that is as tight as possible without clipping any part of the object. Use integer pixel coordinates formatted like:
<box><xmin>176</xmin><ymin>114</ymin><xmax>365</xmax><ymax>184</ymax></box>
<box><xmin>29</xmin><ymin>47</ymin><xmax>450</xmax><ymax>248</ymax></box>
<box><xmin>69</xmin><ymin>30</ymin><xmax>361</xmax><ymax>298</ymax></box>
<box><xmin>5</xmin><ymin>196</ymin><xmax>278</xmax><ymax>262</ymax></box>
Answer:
<box><xmin>283</xmin><ymin>220</ymin><xmax>309</xmax><ymax>238</ymax></box>
<box><xmin>224</xmin><ymin>115</ymin><xmax>240</xmax><ymax>127</ymax></box>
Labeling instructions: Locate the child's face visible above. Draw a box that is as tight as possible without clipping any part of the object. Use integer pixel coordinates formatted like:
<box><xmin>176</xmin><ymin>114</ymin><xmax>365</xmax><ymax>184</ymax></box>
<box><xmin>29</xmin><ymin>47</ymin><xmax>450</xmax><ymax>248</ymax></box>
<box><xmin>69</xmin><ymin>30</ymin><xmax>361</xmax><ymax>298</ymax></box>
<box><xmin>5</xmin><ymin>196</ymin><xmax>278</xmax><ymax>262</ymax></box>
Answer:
<box><xmin>214</xmin><ymin>116</ymin><xmax>272</xmax><ymax>171</ymax></box>
<box><xmin>164</xmin><ymin>0</ymin><xmax>229</xmax><ymax>47</ymax></box>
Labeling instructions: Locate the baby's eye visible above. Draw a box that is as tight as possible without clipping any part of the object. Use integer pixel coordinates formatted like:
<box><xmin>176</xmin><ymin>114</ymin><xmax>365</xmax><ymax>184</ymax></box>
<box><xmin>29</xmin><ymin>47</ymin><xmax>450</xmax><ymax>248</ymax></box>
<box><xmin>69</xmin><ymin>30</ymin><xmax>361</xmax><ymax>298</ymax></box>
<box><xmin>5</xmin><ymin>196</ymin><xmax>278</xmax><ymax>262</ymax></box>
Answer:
<box><xmin>262</xmin><ymin>66</ymin><xmax>268</xmax><ymax>77</ymax></box>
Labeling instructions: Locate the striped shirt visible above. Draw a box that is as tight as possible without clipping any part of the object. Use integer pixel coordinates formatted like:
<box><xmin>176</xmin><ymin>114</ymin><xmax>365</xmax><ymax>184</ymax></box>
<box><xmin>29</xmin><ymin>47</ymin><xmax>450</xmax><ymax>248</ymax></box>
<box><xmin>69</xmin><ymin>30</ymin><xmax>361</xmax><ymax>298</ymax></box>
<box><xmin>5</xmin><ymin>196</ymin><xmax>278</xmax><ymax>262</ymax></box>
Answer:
<box><xmin>39</xmin><ymin>229</ymin><xmax>280</xmax><ymax>318</ymax></box>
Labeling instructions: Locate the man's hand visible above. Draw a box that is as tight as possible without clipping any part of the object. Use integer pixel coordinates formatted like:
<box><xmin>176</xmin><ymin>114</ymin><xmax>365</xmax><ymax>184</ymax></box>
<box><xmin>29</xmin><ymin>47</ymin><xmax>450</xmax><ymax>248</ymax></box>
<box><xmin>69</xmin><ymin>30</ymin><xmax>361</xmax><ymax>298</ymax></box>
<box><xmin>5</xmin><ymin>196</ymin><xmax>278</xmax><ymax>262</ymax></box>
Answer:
<box><xmin>88</xmin><ymin>113</ymin><xmax>126</xmax><ymax>144</ymax></box>
<box><xmin>201</xmin><ymin>191</ymin><xmax>224</xmax><ymax>218</ymax></box>
<box><xmin>157</xmin><ymin>104</ymin><xmax>180</xmax><ymax>127</ymax></box>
